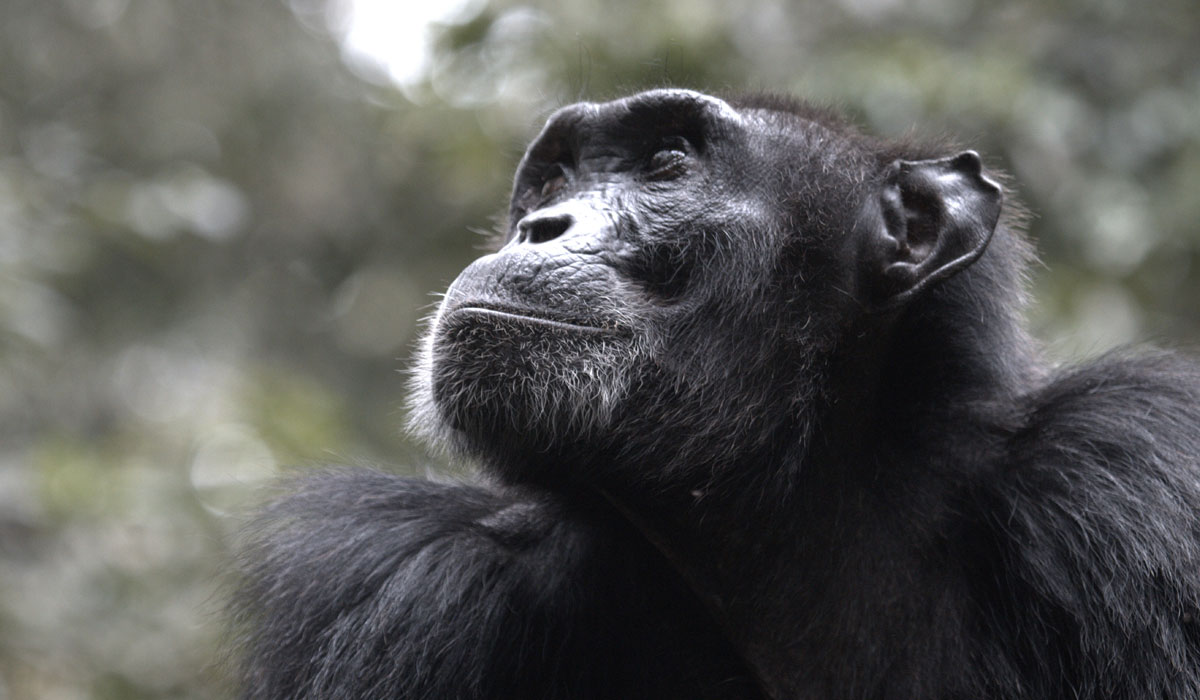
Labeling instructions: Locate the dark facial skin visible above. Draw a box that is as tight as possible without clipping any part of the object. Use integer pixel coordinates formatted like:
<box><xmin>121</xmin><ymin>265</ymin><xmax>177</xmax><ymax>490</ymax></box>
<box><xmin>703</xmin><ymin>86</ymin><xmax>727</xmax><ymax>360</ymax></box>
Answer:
<box><xmin>416</xmin><ymin>89</ymin><xmax>999</xmax><ymax>491</ymax></box>
<box><xmin>424</xmin><ymin>94</ymin><xmax>816</xmax><ymax>480</ymax></box>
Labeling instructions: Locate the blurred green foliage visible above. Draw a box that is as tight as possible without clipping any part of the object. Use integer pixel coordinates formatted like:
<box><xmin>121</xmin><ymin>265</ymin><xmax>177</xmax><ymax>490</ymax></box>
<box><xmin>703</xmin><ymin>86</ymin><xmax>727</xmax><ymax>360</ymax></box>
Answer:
<box><xmin>0</xmin><ymin>0</ymin><xmax>1198</xmax><ymax>696</ymax></box>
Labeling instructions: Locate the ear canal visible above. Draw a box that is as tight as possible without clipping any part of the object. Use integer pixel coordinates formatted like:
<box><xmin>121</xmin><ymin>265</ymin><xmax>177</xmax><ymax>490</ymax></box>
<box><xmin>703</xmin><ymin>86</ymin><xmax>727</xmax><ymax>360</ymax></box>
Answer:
<box><xmin>868</xmin><ymin>150</ymin><xmax>1003</xmax><ymax>309</ymax></box>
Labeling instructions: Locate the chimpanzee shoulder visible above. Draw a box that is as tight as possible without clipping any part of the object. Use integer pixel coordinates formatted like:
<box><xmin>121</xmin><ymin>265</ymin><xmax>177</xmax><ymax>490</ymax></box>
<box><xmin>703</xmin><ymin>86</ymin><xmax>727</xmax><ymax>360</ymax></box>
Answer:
<box><xmin>964</xmin><ymin>351</ymin><xmax>1200</xmax><ymax>697</ymax></box>
<box><xmin>230</xmin><ymin>468</ymin><xmax>764</xmax><ymax>699</ymax></box>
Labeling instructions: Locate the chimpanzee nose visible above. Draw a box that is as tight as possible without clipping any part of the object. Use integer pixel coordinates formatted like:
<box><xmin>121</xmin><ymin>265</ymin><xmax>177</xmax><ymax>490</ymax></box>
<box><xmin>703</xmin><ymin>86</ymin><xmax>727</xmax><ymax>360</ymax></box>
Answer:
<box><xmin>517</xmin><ymin>211</ymin><xmax>573</xmax><ymax>244</ymax></box>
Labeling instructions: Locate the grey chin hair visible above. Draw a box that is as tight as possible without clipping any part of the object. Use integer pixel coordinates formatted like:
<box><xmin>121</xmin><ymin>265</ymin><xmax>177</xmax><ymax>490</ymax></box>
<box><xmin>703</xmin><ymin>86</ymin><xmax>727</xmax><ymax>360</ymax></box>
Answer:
<box><xmin>403</xmin><ymin>311</ymin><xmax>455</xmax><ymax>457</ymax></box>
<box><xmin>404</xmin><ymin>307</ymin><xmax>649</xmax><ymax>459</ymax></box>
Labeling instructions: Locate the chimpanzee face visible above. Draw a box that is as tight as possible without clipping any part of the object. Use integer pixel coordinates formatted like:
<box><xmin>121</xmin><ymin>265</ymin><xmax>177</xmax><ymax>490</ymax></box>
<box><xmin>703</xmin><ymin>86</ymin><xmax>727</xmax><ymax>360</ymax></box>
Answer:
<box><xmin>411</xmin><ymin>89</ymin><xmax>1000</xmax><ymax>482</ymax></box>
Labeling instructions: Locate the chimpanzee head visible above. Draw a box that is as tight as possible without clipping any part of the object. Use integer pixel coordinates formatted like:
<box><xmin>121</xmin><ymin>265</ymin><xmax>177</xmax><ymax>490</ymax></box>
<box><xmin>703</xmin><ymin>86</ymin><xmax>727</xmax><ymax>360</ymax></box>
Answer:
<box><xmin>409</xmin><ymin>89</ymin><xmax>1006</xmax><ymax>488</ymax></box>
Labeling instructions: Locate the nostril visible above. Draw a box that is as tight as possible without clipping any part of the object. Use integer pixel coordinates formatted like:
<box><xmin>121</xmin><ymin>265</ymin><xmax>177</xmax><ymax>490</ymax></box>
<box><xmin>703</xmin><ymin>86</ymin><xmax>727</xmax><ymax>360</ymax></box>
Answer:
<box><xmin>518</xmin><ymin>213</ymin><xmax>573</xmax><ymax>244</ymax></box>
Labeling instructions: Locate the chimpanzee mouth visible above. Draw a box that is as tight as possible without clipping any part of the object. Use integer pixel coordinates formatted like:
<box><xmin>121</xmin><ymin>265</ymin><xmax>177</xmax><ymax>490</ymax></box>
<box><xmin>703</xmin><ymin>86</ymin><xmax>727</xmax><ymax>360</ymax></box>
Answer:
<box><xmin>446</xmin><ymin>304</ymin><xmax>622</xmax><ymax>335</ymax></box>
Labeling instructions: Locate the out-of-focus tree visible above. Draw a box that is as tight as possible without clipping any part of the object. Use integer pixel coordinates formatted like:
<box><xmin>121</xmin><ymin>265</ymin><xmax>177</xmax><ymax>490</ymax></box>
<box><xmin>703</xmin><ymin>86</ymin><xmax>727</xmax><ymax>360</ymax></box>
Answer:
<box><xmin>0</xmin><ymin>1</ymin><xmax>502</xmax><ymax>696</ymax></box>
<box><xmin>0</xmin><ymin>0</ymin><xmax>1196</xmax><ymax>697</ymax></box>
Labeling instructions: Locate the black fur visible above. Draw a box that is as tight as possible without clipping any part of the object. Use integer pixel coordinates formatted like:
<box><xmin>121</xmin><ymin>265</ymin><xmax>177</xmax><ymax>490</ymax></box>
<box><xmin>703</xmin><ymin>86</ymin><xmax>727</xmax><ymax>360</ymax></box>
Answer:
<box><xmin>232</xmin><ymin>472</ymin><xmax>761</xmax><ymax>698</ymax></box>
<box><xmin>230</xmin><ymin>90</ymin><xmax>1200</xmax><ymax>699</ymax></box>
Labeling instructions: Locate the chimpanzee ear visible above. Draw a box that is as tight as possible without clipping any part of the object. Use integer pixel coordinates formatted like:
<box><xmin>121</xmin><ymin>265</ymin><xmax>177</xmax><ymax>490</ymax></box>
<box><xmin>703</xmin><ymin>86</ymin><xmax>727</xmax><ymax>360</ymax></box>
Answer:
<box><xmin>864</xmin><ymin>151</ymin><xmax>1003</xmax><ymax>310</ymax></box>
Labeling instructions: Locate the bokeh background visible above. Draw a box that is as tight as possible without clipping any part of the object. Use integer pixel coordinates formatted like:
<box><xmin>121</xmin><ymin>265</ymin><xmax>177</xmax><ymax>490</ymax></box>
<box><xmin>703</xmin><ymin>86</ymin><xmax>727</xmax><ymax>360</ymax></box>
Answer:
<box><xmin>1</xmin><ymin>0</ymin><xmax>1198</xmax><ymax>697</ymax></box>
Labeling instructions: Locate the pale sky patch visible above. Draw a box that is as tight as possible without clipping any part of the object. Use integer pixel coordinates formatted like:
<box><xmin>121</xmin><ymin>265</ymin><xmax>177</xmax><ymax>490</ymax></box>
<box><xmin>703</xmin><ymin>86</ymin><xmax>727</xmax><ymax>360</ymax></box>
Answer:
<box><xmin>333</xmin><ymin>0</ymin><xmax>484</xmax><ymax>86</ymax></box>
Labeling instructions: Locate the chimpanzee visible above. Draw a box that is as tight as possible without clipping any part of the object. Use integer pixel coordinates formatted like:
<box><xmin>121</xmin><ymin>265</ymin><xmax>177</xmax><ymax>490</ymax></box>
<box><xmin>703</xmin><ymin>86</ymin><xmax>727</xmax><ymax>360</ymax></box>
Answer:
<box><xmin>230</xmin><ymin>89</ymin><xmax>1200</xmax><ymax>699</ymax></box>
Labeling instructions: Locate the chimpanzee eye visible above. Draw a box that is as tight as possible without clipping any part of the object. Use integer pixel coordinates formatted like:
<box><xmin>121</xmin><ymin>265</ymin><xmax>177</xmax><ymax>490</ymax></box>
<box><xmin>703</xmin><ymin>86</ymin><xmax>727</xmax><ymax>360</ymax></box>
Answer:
<box><xmin>646</xmin><ymin>137</ymin><xmax>690</xmax><ymax>179</ymax></box>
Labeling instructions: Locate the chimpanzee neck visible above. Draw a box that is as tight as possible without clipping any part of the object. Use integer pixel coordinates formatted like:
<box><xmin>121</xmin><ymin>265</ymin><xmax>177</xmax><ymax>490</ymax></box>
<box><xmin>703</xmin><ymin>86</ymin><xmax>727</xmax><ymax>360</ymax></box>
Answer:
<box><xmin>597</xmin><ymin>276</ymin><xmax>1042</xmax><ymax>699</ymax></box>
<box><xmin>601</xmin><ymin>391</ymin><xmax>1011</xmax><ymax>698</ymax></box>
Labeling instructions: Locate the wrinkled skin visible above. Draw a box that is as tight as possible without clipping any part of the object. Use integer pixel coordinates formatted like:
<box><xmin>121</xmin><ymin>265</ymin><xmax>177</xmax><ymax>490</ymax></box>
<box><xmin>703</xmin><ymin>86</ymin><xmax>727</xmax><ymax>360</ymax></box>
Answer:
<box><xmin>234</xmin><ymin>90</ymin><xmax>1200</xmax><ymax>700</ymax></box>
<box><xmin>415</xmin><ymin>91</ymin><xmax>944</xmax><ymax>483</ymax></box>
<box><xmin>418</xmin><ymin>93</ymin><xmax>793</xmax><ymax>468</ymax></box>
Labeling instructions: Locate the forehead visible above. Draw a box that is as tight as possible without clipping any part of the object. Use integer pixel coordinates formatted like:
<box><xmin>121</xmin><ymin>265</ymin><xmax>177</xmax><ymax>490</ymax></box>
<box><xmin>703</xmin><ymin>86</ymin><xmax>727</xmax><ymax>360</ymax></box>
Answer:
<box><xmin>525</xmin><ymin>90</ymin><xmax>745</xmax><ymax>157</ymax></box>
<box><xmin>524</xmin><ymin>89</ymin><xmax>850</xmax><ymax>162</ymax></box>
<box><xmin>557</xmin><ymin>89</ymin><xmax>743</xmax><ymax>130</ymax></box>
